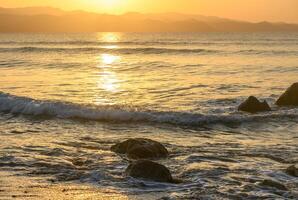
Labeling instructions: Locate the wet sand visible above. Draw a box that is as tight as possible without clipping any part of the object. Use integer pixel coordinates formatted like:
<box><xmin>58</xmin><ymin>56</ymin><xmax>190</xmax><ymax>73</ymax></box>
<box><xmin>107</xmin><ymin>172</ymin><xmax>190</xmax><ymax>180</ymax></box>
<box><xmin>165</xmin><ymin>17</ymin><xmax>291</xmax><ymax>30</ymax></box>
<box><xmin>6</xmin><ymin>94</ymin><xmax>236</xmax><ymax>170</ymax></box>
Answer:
<box><xmin>0</xmin><ymin>171</ymin><xmax>163</xmax><ymax>200</ymax></box>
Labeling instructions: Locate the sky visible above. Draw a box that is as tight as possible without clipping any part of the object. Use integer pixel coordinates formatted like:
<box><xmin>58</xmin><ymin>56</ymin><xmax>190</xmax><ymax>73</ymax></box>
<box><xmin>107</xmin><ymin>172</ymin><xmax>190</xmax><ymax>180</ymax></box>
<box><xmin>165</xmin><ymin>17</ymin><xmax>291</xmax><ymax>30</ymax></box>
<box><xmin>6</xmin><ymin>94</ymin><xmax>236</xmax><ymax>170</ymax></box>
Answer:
<box><xmin>0</xmin><ymin>0</ymin><xmax>298</xmax><ymax>23</ymax></box>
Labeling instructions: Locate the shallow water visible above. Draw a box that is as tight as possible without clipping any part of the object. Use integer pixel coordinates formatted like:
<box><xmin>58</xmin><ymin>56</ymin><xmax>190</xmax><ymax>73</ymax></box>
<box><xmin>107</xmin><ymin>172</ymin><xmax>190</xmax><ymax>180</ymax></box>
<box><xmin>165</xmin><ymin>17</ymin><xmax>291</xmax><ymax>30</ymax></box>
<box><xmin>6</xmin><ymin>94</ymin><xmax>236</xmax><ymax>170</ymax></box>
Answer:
<box><xmin>0</xmin><ymin>32</ymin><xmax>298</xmax><ymax>199</ymax></box>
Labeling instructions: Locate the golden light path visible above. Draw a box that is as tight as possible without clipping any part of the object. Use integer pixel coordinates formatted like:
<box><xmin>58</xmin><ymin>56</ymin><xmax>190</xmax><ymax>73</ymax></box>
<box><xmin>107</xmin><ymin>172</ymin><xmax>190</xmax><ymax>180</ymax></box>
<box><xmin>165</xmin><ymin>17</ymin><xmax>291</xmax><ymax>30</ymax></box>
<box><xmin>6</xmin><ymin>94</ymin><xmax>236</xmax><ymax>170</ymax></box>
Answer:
<box><xmin>97</xmin><ymin>54</ymin><xmax>120</xmax><ymax>93</ymax></box>
<box><xmin>101</xmin><ymin>54</ymin><xmax>120</xmax><ymax>66</ymax></box>
<box><xmin>95</xmin><ymin>33</ymin><xmax>122</xmax><ymax>105</ymax></box>
<box><xmin>101</xmin><ymin>33</ymin><xmax>121</xmax><ymax>43</ymax></box>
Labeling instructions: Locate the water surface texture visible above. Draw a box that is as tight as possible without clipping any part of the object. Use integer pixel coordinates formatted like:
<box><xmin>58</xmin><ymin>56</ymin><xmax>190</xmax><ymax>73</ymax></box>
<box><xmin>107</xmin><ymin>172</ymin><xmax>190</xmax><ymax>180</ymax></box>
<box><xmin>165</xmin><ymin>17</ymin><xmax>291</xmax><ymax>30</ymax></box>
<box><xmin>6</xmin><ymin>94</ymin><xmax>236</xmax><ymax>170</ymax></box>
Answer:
<box><xmin>0</xmin><ymin>33</ymin><xmax>297</xmax><ymax>199</ymax></box>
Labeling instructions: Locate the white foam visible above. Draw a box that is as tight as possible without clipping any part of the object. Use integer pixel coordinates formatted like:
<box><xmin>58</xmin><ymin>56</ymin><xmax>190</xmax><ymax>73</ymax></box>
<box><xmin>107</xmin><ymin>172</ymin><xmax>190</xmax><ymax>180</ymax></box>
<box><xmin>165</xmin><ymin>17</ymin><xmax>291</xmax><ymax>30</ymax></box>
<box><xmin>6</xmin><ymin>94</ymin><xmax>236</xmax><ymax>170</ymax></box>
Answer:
<box><xmin>0</xmin><ymin>92</ymin><xmax>297</xmax><ymax>126</ymax></box>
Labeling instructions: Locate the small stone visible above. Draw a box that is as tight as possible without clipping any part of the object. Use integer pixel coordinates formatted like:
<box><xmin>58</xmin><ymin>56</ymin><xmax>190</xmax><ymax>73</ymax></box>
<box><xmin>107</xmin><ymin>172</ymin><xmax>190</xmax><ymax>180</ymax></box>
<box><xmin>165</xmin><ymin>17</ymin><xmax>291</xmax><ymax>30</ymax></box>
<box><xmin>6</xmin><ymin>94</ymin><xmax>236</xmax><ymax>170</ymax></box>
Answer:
<box><xmin>126</xmin><ymin>160</ymin><xmax>177</xmax><ymax>183</ymax></box>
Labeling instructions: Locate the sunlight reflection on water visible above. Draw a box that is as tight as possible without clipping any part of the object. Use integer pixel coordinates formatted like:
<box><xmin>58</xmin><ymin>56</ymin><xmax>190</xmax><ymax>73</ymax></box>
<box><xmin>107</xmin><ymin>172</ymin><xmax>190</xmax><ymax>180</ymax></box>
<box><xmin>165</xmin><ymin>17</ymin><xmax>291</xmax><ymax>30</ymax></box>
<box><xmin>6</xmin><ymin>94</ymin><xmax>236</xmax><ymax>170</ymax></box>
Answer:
<box><xmin>94</xmin><ymin>33</ymin><xmax>123</xmax><ymax>103</ymax></box>
<box><xmin>99</xmin><ymin>32</ymin><xmax>122</xmax><ymax>43</ymax></box>
<box><xmin>101</xmin><ymin>54</ymin><xmax>120</xmax><ymax>66</ymax></box>
<box><xmin>97</xmin><ymin>69</ymin><xmax>120</xmax><ymax>93</ymax></box>
<box><xmin>95</xmin><ymin>54</ymin><xmax>122</xmax><ymax>104</ymax></box>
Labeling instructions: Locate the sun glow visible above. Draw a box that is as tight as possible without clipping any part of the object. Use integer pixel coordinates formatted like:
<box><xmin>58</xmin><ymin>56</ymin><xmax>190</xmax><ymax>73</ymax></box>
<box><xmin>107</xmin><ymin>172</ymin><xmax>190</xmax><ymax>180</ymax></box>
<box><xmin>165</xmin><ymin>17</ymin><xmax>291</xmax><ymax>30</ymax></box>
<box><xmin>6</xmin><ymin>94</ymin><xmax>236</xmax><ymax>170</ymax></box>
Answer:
<box><xmin>2</xmin><ymin>0</ymin><xmax>298</xmax><ymax>23</ymax></box>
<box><xmin>101</xmin><ymin>0</ymin><xmax>120</xmax><ymax>7</ymax></box>
<box><xmin>88</xmin><ymin>0</ymin><xmax>123</xmax><ymax>12</ymax></box>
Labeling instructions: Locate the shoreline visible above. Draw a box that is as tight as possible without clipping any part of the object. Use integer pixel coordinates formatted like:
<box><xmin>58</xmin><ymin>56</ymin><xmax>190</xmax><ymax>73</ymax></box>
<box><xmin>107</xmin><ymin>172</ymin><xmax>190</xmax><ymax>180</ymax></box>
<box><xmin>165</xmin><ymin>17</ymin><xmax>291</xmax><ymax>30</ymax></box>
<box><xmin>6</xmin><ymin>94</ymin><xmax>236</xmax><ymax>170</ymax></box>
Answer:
<box><xmin>0</xmin><ymin>171</ymin><xmax>165</xmax><ymax>200</ymax></box>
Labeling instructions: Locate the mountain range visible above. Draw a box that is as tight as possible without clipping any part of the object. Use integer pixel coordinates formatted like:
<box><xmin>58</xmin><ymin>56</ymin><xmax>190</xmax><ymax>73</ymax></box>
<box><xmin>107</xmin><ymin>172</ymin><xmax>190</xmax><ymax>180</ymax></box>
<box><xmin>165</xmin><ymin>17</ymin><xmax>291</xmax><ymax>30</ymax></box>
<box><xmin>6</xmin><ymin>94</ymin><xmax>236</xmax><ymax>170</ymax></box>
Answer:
<box><xmin>0</xmin><ymin>6</ymin><xmax>298</xmax><ymax>32</ymax></box>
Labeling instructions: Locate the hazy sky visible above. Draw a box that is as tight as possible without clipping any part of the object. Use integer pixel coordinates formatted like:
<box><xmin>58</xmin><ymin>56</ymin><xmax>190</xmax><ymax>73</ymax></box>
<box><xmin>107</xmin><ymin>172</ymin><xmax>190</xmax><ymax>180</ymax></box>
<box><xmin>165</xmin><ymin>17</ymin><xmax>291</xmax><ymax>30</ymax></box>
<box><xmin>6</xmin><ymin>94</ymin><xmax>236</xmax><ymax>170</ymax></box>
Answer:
<box><xmin>1</xmin><ymin>0</ymin><xmax>298</xmax><ymax>23</ymax></box>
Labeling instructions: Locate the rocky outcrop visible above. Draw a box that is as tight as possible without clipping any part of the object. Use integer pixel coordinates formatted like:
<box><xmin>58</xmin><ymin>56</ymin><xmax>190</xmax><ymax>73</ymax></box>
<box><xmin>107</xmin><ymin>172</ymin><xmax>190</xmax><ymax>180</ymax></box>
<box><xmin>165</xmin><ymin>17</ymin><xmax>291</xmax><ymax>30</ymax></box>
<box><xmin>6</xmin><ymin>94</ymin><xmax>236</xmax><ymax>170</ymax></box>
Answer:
<box><xmin>276</xmin><ymin>83</ymin><xmax>298</xmax><ymax>106</ymax></box>
<box><xmin>125</xmin><ymin>160</ymin><xmax>177</xmax><ymax>183</ymax></box>
<box><xmin>238</xmin><ymin>96</ymin><xmax>271</xmax><ymax>113</ymax></box>
<box><xmin>286</xmin><ymin>164</ymin><xmax>298</xmax><ymax>177</ymax></box>
<box><xmin>111</xmin><ymin>138</ymin><xmax>169</xmax><ymax>159</ymax></box>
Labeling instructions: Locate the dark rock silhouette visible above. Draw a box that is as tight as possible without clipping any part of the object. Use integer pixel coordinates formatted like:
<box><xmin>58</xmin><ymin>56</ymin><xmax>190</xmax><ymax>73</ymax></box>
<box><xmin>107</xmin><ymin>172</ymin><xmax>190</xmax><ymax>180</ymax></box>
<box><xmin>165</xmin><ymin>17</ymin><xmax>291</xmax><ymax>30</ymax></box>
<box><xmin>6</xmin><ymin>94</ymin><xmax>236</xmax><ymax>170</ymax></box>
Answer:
<box><xmin>276</xmin><ymin>83</ymin><xmax>298</xmax><ymax>106</ymax></box>
<box><xmin>125</xmin><ymin>160</ymin><xmax>177</xmax><ymax>183</ymax></box>
<box><xmin>111</xmin><ymin>138</ymin><xmax>169</xmax><ymax>159</ymax></box>
<box><xmin>260</xmin><ymin>179</ymin><xmax>287</xmax><ymax>190</ymax></box>
<box><xmin>238</xmin><ymin>96</ymin><xmax>271</xmax><ymax>113</ymax></box>
<box><xmin>286</xmin><ymin>164</ymin><xmax>298</xmax><ymax>177</ymax></box>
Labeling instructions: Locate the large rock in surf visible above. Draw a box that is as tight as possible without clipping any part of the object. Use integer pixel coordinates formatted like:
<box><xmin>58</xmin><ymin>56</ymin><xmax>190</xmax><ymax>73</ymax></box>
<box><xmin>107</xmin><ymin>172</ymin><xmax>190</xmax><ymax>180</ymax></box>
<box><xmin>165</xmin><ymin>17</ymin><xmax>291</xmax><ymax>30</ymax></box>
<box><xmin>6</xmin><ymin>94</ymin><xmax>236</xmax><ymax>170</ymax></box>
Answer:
<box><xmin>286</xmin><ymin>164</ymin><xmax>298</xmax><ymax>177</ymax></box>
<box><xmin>276</xmin><ymin>83</ymin><xmax>298</xmax><ymax>106</ymax></box>
<box><xmin>125</xmin><ymin>160</ymin><xmax>177</xmax><ymax>183</ymax></box>
<box><xmin>238</xmin><ymin>96</ymin><xmax>271</xmax><ymax>113</ymax></box>
<box><xmin>111</xmin><ymin>138</ymin><xmax>169</xmax><ymax>159</ymax></box>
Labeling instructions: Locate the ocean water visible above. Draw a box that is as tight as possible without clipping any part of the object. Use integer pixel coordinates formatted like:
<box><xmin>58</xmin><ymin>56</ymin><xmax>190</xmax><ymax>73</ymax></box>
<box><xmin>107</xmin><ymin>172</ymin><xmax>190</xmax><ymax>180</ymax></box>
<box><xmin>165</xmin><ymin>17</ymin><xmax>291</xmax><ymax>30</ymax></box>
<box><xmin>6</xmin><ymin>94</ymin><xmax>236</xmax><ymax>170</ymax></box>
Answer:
<box><xmin>0</xmin><ymin>32</ymin><xmax>297</xmax><ymax>199</ymax></box>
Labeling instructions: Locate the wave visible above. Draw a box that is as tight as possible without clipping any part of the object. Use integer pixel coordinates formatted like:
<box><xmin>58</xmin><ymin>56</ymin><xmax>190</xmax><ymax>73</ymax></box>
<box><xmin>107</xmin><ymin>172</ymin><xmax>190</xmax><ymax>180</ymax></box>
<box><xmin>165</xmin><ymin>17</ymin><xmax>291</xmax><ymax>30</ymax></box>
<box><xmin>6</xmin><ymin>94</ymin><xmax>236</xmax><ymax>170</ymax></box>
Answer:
<box><xmin>0</xmin><ymin>46</ymin><xmax>217</xmax><ymax>55</ymax></box>
<box><xmin>0</xmin><ymin>46</ymin><xmax>297</xmax><ymax>56</ymax></box>
<box><xmin>1</xmin><ymin>92</ymin><xmax>297</xmax><ymax>127</ymax></box>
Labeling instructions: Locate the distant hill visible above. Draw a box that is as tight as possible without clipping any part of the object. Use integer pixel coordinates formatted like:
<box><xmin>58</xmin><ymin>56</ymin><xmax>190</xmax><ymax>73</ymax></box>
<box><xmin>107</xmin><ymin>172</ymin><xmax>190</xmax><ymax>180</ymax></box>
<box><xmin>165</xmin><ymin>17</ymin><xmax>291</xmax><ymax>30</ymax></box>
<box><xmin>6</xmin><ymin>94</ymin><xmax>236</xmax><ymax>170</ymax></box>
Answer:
<box><xmin>0</xmin><ymin>7</ymin><xmax>297</xmax><ymax>32</ymax></box>
<box><xmin>0</xmin><ymin>6</ymin><xmax>66</xmax><ymax>16</ymax></box>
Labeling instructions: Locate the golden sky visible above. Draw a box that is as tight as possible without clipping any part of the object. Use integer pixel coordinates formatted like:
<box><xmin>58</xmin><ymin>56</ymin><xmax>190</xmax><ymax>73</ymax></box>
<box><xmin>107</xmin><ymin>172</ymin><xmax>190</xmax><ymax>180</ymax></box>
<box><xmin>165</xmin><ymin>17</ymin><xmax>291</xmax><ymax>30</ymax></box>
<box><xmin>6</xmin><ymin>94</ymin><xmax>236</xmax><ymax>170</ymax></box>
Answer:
<box><xmin>1</xmin><ymin>0</ymin><xmax>298</xmax><ymax>23</ymax></box>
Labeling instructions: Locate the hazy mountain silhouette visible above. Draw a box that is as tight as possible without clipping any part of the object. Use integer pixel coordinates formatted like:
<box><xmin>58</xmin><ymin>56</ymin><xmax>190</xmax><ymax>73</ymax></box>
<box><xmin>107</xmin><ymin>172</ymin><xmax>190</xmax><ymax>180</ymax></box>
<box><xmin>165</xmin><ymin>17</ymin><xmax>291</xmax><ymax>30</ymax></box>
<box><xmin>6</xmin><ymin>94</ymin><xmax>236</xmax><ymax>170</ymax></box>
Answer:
<box><xmin>0</xmin><ymin>7</ymin><xmax>297</xmax><ymax>32</ymax></box>
<box><xmin>0</xmin><ymin>6</ymin><xmax>66</xmax><ymax>16</ymax></box>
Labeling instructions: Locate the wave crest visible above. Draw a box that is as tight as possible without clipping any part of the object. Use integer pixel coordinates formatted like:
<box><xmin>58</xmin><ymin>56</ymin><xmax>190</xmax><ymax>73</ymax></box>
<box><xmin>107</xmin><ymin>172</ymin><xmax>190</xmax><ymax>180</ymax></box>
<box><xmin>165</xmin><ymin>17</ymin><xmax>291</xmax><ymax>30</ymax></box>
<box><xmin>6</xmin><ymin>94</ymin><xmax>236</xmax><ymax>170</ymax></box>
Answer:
<box><xmin>0</xmin><ymin>92</ymin><xmax>297</xmax><ymax>126</ymax></box>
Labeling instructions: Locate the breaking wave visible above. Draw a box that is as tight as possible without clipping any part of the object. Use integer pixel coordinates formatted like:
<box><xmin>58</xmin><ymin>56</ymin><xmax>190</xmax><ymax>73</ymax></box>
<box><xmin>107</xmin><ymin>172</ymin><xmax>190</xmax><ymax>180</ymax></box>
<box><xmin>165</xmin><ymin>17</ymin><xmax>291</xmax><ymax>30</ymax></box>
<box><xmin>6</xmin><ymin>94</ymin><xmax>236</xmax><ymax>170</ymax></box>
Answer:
<box><xmin>1</xmin><ymin>92</ymin><xmax>297</xmax><ymax>127</ymax></box>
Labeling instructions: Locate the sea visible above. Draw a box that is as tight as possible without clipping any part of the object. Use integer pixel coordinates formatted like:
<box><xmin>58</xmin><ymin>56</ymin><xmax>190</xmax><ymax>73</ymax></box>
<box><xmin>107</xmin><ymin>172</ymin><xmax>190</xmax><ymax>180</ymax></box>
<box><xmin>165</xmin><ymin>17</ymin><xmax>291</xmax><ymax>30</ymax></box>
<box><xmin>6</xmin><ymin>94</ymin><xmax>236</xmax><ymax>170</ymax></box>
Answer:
<box><xmin>0</xmin><ymin>32</ymin><xmax>297</xmax><ymax>199</ymax></box>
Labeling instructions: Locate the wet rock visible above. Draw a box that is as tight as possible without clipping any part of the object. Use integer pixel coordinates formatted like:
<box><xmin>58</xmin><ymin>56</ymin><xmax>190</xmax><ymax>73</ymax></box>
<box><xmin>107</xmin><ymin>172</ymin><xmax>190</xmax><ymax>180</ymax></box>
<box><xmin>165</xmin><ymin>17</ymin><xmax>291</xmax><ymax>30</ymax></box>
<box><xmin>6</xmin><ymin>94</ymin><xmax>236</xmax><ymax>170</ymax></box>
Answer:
<box><xmin>126</xmin><ymin>160</ymin><xmax>178</xmax><ymax>183</ymax></box>
<box><xmin>260</xmin><ymin>179</ymin><xmax>287</xmax><ymax>190</ymax></box>
<box><xmin>238</xmin><ymin>96</ymin><xmax>271</xmax><ymax>113</ymax></box>
<box><xmin>286</xmin><ymin>164</ymin><xmax>298</xmax><ymax>177</ymax></box>
<box><xmin>111</xmin><ymin>138</ymin><xmax>169</xmax><ymax>159</ymax></box>
<box><xmin>276</xmin><ymin>83</ymin><xmax>298</xmax><ymax>106</ymax></box>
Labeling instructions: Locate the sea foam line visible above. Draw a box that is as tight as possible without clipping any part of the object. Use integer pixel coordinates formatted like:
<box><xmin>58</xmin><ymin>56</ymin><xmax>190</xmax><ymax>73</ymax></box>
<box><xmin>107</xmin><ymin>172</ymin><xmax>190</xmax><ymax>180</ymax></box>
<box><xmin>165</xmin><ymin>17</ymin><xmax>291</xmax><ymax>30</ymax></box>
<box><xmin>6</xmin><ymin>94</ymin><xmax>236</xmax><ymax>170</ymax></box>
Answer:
<box><xmin>0</xmin><ymin>92</ymin><xmax>297</xmax><ymax>126</ymax></box>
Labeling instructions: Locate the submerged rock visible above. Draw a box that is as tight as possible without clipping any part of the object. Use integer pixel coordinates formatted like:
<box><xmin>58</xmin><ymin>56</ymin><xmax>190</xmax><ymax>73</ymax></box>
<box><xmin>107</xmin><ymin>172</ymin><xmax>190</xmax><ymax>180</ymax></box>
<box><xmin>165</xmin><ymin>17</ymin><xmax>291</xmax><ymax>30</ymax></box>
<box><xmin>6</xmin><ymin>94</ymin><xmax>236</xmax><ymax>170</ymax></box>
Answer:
<box><xmin>260</xmin><ymin>179</ymin><xmax>287</xmax><ymax>191</ymax></box>
<box><xmin>111</xmin><ymin>138</ymin><xmax>169</xmax><ymax>159</ymax></box>
<box><xmin>126</xmin><ymin>160</ymin><xmax>177</xmax><ymax>183</ymax></box>
<box><xmin>238</xmin><ymin>96</ymin><xmax>271</xmax><ymax>113</ymax></box>
<box><xmin>286</xmin><ymin>164</ymin><xmax>298</xmax><ymax>177</ymax></box>
<box><xmin>276</xmin><ymin>83</ymin><xmax>298</xmax><ymax>106</ymax></box>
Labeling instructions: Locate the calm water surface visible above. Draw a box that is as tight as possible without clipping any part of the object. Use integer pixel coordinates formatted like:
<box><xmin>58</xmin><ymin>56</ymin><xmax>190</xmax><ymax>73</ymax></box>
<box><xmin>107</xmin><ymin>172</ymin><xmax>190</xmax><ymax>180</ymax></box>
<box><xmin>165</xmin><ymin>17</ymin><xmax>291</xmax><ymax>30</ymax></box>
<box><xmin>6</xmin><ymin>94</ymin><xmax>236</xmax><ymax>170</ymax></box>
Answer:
<box><xmin>0</xmin><ymin>33</ymin><xmax>297</xmax><ymax>199</ymax></box>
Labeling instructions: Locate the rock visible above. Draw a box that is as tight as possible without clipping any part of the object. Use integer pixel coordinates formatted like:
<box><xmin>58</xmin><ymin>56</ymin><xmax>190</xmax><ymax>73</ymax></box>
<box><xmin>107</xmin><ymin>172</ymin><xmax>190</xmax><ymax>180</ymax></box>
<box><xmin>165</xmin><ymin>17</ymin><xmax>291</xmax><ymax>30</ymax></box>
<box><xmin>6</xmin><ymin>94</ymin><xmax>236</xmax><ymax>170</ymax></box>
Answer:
<box><xmin>286</xmin><ymin>164</ymin><xmax>298</xmax><ymax>177</ymax></box>
<box><xmin>260</xmin><ymin>179</ymin><xmax>287</xmax><ymax>190</ymax></box>
<box><xmin>238</xmin><ymin>96</ymin><xmax>271</xmax><ymax>113</ymax></box>
<box><xmin>276</xmin><ymin>83</ymin><xmax>298</xmax><ymax>106</ymax></box>
<box><xmin>111</xmin><ymin>138</ymin><xmax>169</xmax><ymax>159</ymax></box>
<box><xmin>125</xmin><ymin>160</ymin><xmax>177</xmax><ymax>183</ymax></box>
